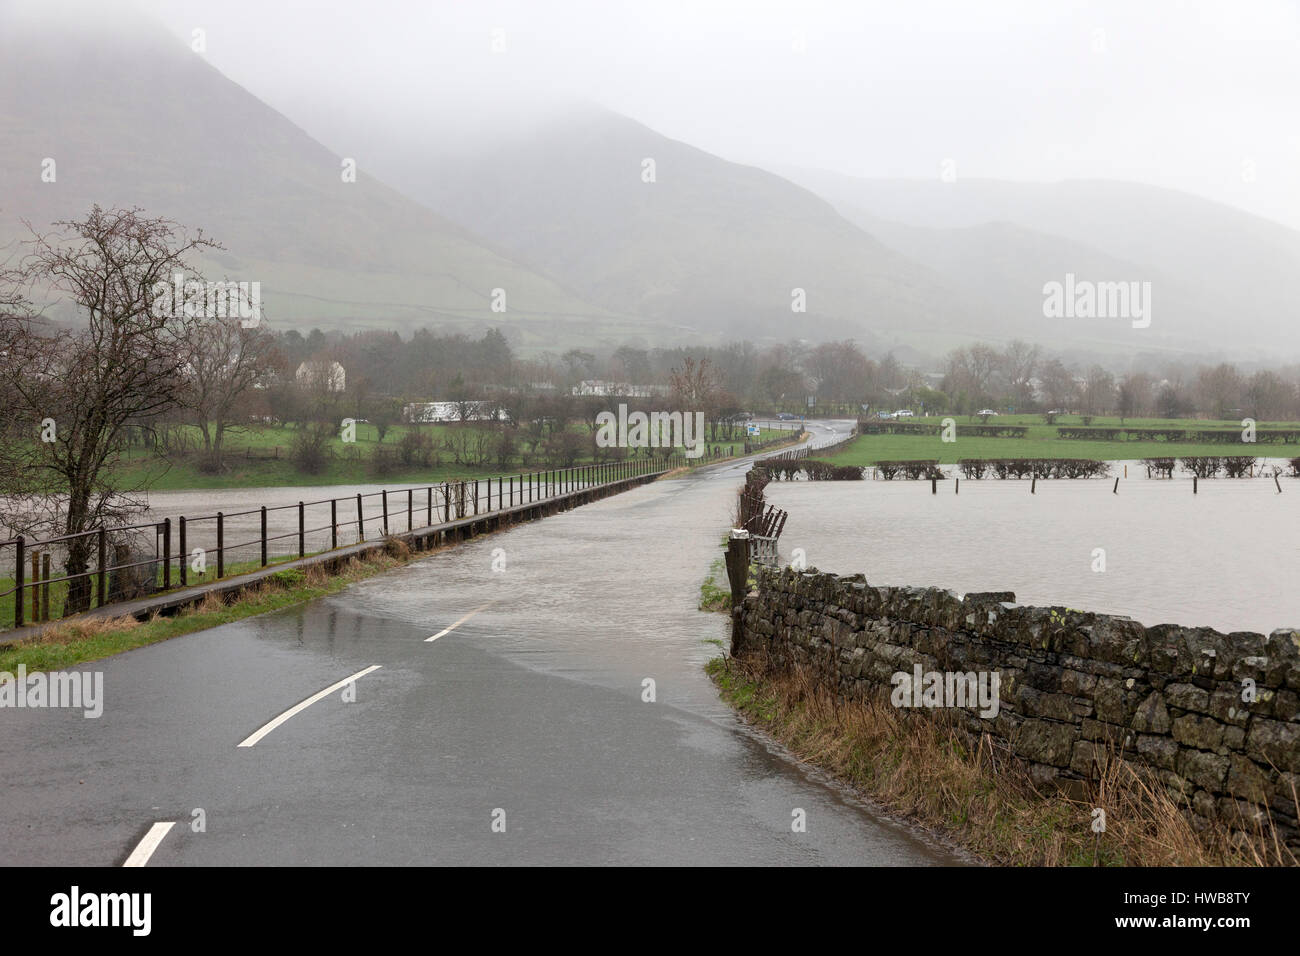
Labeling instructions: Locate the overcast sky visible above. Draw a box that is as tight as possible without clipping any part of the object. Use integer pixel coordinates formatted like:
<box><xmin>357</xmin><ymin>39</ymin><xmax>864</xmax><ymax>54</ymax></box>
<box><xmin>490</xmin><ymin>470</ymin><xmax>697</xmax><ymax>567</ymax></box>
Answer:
<box><xmin>123</xmin><ymin>0</ymin><xmax>1300</xmax><ymax>230</ymax></box>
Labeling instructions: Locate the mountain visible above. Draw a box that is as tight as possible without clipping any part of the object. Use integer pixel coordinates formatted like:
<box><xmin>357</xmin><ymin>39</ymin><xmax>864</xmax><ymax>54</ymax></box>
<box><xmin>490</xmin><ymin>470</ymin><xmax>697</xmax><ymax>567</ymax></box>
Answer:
<box><xmin>0</xmin><ymin>6</ymin><xmax>634</xmax><ymax>348</ymax></box>
<box><xmin>776</xmin><ymin>167</ymin><xmax>1300</xmax><ymax>359</ymax></box>
<box><xmin>354</xmin><ymin>107</ymin><xmax>971</xmax><ymax>351</ymax></box>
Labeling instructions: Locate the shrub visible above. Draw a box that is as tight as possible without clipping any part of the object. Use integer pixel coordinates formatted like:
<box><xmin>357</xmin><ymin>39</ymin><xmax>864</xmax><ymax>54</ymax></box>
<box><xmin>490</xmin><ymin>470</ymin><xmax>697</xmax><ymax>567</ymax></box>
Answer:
<box><xmin>290</xmin><ymin>424</ymin><xmax>332</xmax><ymax>474</ymax></box>
<box><xmin>1221</xmin><ymin>456</ymin><xmax>1258</xmax><ymax>478</ymax></box>
<box><xmin>1180</xmin><ymin>456</ymin><xmax>1222</xmax><ymax>479</ymax></box>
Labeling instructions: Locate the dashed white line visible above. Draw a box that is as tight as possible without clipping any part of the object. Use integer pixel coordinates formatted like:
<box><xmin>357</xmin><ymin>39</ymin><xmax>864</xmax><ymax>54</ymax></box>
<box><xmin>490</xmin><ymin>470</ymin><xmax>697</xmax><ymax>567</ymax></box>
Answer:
<box><xmin>123</xmin><ymin>821</ymin><xmax>176</xmax><ymax>867</ymax></box>
<box><xmin>425</xmin><ymin>604</ymin><xmax>493</xmax><ymax>642</ymax></box>
<box><xmin>237</xmin><ymin>664</ymin><xmax>383</xmax><ymax>748</ymax></box>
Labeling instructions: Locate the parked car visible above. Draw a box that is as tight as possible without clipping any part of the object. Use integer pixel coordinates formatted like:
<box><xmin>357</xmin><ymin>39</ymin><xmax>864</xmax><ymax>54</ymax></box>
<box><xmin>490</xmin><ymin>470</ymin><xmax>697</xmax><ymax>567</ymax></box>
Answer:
<box><xmin>976</xmin><ymin>409</ymin><xmax>999</xmax><ymax>417</ymax></box>
<box><xmin>894</xmin><ymin>409</ymin><xmax>915</xmax><ymax>417</ymax></box>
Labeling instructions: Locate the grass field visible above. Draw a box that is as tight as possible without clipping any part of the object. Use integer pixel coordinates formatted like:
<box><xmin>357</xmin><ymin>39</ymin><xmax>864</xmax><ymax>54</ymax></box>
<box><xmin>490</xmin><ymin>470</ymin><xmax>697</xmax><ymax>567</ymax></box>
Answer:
<box><xmin>109</xmin><ymin>422</ymin><xmax>790</xmax><ymax>490</ymax></box>
<box><xmin>818</xmin><ymin>413</ymin><xmax>1300</xmax><ymax>466</ymax></box>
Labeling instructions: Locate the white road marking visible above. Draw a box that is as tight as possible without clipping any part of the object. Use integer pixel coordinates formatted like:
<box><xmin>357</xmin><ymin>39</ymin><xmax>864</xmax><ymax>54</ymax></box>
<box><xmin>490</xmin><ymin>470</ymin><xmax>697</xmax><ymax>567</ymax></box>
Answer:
<box><xmin>238</xmin><ymin>665</ymin><xmax>383</xmax><ymax>748</ymax></box>
<box><xmin>123</xmin><ymin>821</ymin><xmax>176</xmax><ymax>867</ymax></box>
<box><xmin>425</xmin><ymin>604</ymin><xmax>493</xmax><ymax>642</ymax></box>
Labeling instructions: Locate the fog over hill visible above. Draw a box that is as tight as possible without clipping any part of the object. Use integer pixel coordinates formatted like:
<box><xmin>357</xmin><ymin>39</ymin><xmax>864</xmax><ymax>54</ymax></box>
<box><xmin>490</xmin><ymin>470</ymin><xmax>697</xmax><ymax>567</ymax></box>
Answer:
<box><xmin>777</xmin><ymin>167</ymin><xmax>1300</xmax><ymax>360</ymax></box>
<box><xmin>0</xmin><ymin>5</ymin><xmax>636</xmax><ymax>348</ymax></box>
<box><xmin>3</xmin><ymin>0</ymin><xmax>1297</xmax><ymax>364</ymax></box>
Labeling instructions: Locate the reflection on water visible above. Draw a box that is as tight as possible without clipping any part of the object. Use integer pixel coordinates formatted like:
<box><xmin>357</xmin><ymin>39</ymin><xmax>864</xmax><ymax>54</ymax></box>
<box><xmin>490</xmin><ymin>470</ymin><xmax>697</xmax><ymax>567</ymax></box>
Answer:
<box><xmin>765</xmin><ymin>475</ymin><xmax>1300</xmax><ymax>635</ymax></box>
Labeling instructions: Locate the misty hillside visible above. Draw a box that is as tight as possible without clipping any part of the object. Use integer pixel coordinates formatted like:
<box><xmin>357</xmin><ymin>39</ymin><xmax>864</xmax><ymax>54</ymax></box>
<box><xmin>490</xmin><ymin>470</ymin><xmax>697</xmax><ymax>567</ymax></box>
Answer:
<box><xmin>363</xmin><ymin>107</ymin><xmax>971</xmax><ymax>350</ymax></box>
<box><xmin>0</xmin><ymin>9</ymin><xmax>635</xmax><ymax>347</ymax></box>
<box><xmin>779</xmin><ymin>167</ymin><xmax>1300</xmax><ymax>357</ymax></box>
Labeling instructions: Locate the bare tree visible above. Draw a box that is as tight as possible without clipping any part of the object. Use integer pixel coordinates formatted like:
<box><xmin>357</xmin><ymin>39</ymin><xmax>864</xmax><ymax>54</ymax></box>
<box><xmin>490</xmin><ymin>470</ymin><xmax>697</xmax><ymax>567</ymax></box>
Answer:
<box><xmin>0</xmin><ymin>206</ymin><xmax>215</xmax><ymax>613</ymax></box>
<box><xmin>184</xmin><ymin>317</ymin><xmax>279</xmax><ymax>471</ymax></box>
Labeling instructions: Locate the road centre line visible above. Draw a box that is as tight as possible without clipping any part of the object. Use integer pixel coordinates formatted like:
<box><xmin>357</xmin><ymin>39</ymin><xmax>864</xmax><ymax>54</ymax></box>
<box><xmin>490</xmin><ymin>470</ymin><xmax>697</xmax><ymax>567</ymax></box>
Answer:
<box><xmin>122</xmin><ymin>821</ymin><xmax>176</xmax><ymax>867</ymax></box>
<box><xmin>237</xmin><ymin>665</ymin><xmax>382</xmax><ymax>748</ymax></box>
<box><xmin>425</xmin><ymin>604</ymin><xmax>493</xmax><ymax>643</ymax></box>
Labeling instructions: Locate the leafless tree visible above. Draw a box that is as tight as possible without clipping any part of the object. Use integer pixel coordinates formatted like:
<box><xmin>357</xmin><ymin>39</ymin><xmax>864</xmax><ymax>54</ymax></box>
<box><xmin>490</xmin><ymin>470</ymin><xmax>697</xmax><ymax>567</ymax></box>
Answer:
<box><xmin>184</xmin><ymin>317</ymin><xmax>279</xmax><ymax>471</ymax></box>
<box><xmin>0</xmin><ymin>206</ymin><xmax>215</xmax><ymax>613</ymax></box>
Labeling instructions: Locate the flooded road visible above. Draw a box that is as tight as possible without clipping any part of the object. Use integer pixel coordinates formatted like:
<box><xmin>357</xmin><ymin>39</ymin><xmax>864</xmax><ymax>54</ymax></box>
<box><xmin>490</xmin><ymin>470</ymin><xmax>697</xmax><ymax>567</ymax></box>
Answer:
<box><xmin>1</xmin><ymin>420</ymin><xmax>966</xmax><ymax>866</ymax></box>
<box><xmin>766</xmin><ymin>471</ymin><xmax>1300</xmax><ymax>635</ymax></box>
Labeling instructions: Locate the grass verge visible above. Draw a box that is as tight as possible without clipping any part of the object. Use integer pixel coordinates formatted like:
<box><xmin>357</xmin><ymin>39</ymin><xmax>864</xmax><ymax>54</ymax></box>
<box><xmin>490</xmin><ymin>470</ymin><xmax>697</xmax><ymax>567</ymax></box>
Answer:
<box><xmin>0</xmin><ymin>542</ymin><xmax>417</xmax><ymax>675</ymax></box>
<box><xmin>706</xmin><ymin>651</ymin><xmax>1296</xmax><ymax>866</ymax></box>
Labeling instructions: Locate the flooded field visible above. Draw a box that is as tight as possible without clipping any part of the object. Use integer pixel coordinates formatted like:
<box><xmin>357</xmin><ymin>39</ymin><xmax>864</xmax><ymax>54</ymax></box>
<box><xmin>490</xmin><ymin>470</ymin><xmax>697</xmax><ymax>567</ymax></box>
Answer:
<box><xmin>765</xmin><ymin>471</ymin><xmax>1300</xmax><ymax>635</ymax></box>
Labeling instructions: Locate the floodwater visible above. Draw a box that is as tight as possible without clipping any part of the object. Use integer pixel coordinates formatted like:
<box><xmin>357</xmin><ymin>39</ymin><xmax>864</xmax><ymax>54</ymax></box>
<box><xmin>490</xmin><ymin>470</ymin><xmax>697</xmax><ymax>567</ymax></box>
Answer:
<box><xmin>765</xmin><ymin>468</ymin><xmax>1300</xmax><ymax>635</ymax></box>
<box><xmin>1</xmin><ymin>420</ymin><xmax>967</xmax><ymax>865</ymax></box>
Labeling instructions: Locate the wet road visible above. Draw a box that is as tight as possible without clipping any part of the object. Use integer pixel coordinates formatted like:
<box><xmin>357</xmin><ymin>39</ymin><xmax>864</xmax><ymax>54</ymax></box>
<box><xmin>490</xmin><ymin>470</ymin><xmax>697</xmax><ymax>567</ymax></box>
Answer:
<box><xmin>0</xmin><ymin>420</ymin><xmax>964</xmax><ymax>866</ymax></box>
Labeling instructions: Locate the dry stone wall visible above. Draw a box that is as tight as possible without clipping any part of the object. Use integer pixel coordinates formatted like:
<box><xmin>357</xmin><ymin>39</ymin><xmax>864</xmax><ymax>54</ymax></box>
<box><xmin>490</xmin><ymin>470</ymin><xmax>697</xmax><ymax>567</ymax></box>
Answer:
<box><xmin>737</xmin><ymin>566</ymin><xmax>1300</xmax><ymax>847</ymax></box>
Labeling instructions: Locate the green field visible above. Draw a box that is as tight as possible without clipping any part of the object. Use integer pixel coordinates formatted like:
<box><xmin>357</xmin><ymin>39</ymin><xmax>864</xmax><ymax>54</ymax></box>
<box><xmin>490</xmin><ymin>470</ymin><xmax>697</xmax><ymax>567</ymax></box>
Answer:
<box><xmin>109</xmin><ymin>422</ymin><xmax>790</xmax><ymax>491</ymax></box>
<box><xmin>817</xmin><ymin>414</ymin><xmax>1300</xmax><ymax>467</ymax></box>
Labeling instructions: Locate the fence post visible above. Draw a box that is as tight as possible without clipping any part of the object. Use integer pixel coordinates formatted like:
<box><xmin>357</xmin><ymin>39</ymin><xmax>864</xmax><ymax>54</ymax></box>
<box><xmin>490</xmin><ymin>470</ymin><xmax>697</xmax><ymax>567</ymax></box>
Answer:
<box><xmin>41</xmin><ymin>552</ymin><xmax>50</xmax><ymax>622</ymax></box>
<box><xmin>357</xmin><ymin>494</ymin><xmax>364</xmax><ymax>542</ymax></box>
<box><xmin>14</xmin><ymin>536</ymin><xmax>23</xmax><ymax>628</ymax></box>
<box><xmin>261</xmin><ymin>506</ymin><xmax>268</xmax><ymax>566</ymax></box>
<box><xmin>298</xmin><ymin>501</ymin><xmax>305</xmax><ymax>558</ymax></box>
<box><xmin>408</xmin><ymin>488</ymin><xmax>413</xmax><ymax>532</ymax></box>
<box><xmin>30</xmin><ymin>550</ymin><xmax>39</xmax><ymax>623</ymax></box>
<box><xmin>162</xmin><ymin>517</ymin><xmax>171</xmax><ymax>589</ymax></box>
<box><xmin>97</xmin><ymin>528</ymin><xmax>107</xmax><ymax>608</ymax></box>
<box><xmin>217</xmin><ymin>512</ymin><xmax>225</xmax><ymax>578</ymax></box>
<box><xmin>498</xmin><ymin>476</ymin><xmax>503</xmax><ymax>510</ymax></box>
<box><xmin>427</xmin><ymin>487</ymin><xmax>433</xmax><ymax>526</ymax></box>
<box><xmin>179</xmin><ymin>517</ymin><xmax>187</xmax><ymax>586</ymax></box>
<box><xmin>382</xmin><ymin>490</ymin><xmax>389</xmax><ymax>536</ymax></box>
<box><xmin>724</xmin><ymin>529</ymin><xmax>751</xmax><ymax>655</ymax></box>
<box><xmin>331</xmin><ymin>499</ymin><xmax>338</xmax><ymax>550</ymax></box>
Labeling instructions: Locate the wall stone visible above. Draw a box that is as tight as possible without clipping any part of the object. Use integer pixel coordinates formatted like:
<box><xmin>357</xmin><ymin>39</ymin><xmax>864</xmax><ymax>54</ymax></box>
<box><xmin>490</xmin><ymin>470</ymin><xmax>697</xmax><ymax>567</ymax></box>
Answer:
<box><xmin>737</xmin><ymin>566</ymin><xmax>1300</xmax><ymax>848</ymax></box>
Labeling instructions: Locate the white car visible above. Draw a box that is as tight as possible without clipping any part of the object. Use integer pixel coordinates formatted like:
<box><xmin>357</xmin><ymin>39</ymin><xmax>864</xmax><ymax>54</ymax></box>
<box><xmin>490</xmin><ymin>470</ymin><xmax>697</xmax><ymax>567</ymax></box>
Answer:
<box><xmin>976</xmin><ymin>409</ymin><xmax>998</xmax><ymax>417</ymax></box>
<box><xmin>894</xmin><ymin>409</ymin><xmax>914</xmax><ymax>417</ymax></box>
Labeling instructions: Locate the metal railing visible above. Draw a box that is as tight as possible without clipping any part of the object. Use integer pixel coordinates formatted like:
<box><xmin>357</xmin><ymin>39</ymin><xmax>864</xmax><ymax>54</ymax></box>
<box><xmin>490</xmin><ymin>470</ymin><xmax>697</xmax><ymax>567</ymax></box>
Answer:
<box><xmin>0</xmin><ymin>446</ymin><xmax>744</xmax><ymax>631</ymax></box>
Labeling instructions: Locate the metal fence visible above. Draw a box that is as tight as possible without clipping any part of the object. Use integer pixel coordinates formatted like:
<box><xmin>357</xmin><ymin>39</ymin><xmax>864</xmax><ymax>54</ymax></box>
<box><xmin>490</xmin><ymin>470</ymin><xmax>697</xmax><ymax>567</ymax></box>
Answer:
<box><xmin>0</xmin><ymin>452</ymin><xmax>713</xmax><ymax>630</ymax></box>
